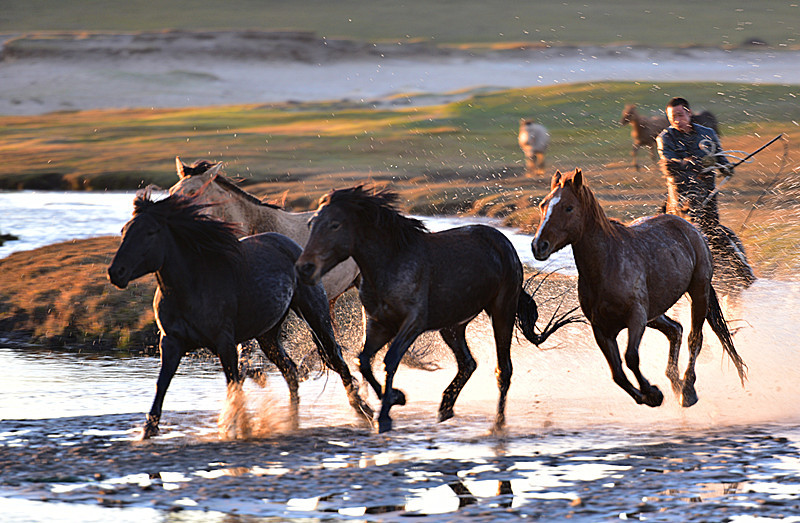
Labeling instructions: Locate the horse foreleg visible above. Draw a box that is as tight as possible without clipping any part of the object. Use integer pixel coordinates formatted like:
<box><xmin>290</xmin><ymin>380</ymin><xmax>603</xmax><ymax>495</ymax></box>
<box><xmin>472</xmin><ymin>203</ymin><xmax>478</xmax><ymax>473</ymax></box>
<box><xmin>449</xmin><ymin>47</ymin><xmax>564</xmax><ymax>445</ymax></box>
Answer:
<box><xmin>631</xmin><ymin>144</ymin><xmax>641</xmax><ymax>171</ymax></box>
<box><xmin>592</xmin><ymin>325</ymin><xmax>649</xmax><ymax>406</ymax></box>
<box><xmin>359</xmin><ymin>320</ymin><xmax>394</xmax><ymax>400</ymax></box>
<box><xmin>438</xmin><ymin>325</ymin><xmax>477</xmax><ymax>424</ymax></box>
<box><xmin>144</xmin><ymin>334</ymin><xmax>184</xmax><ymax>439</ymax></box>
<box><xmin>624</xmin><ymin>320</ymin><xmax>663</xmax><ymax>407</ymax></box>
<box><xmin>647</xmin><ymin>314</ymin><xmax>684</xmax><ymax>397</ymax></box>
<box><xmin>256</xmin><ymin>324</ymin><xmax>300</xmax><ymax>429</ymax></box>
<box><xmin>377</xmin><ymin>325</ymin><xmax>420</xmax><ymax>433</ymax></box>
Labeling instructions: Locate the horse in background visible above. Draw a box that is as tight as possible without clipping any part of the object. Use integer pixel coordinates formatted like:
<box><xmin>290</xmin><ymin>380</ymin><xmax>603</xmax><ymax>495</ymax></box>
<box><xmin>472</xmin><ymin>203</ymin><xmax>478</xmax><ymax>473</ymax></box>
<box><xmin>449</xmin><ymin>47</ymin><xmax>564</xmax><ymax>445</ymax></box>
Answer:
<box><xmin>620</xmin><ymin>104</ymin><xmax>720</xmax><ymax>170</ymax></box>
<box><xmin>620</xmin><ymin>105</ymin><xmax>669</xmax><ymax>171</ymax></box>
<box><xmin>518</xmin><ymin>118</ymin><xmax>551</xmax><ymax>176</ymax></box>
<box><xmin>531</xmin><ymin>169</ymin><xmax>746</xmax><ymax>409</ymax></box>
<box><xmin>107</xmin><ymin>193</ymin><xmax>372</xmax><ymax>438</ymax></box>
<box><xmin>169</xmin><ymin>158</ymin><xmax>361</xmax><ymax>318</ymax></box>
<box><xmin>296</xmin><ymin>186</ymin><xmax>580</xmax><ymax>433</ymax></box>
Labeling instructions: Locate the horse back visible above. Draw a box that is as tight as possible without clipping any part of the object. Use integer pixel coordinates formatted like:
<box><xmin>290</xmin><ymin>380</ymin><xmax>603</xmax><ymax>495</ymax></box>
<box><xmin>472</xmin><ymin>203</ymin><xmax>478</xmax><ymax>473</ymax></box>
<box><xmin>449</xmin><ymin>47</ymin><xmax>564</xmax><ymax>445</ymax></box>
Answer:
<box><xmin>628</xmin><ymin>214</ymin><xmax>712</xmax><ymax>313</ymax></box>
<box><xmin>424</xmin><ymin>225</ymin><xmax>522</xmax><ymax>324</ymax></box>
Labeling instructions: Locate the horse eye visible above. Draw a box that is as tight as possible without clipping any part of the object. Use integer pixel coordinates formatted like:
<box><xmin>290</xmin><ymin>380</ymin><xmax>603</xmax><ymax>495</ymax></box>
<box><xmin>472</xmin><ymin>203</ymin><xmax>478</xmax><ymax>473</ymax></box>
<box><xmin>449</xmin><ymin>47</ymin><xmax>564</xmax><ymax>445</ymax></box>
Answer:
<box><xmin>565</xmin><ymin>205</ymin><xmax>574</xmax><ymax>212</ymax></box>
<box><xmin>330</xmin><ymin>221</ymin><xmax>341</xmax><ymax>231</ymax></box>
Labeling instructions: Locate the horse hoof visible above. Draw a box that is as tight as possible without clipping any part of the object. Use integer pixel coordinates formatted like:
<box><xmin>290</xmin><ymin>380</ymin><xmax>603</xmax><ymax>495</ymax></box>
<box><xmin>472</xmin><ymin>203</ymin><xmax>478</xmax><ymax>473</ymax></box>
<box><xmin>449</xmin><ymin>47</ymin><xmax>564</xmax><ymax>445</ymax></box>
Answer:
<box><xmin>681</xmin><ymin>388</ymin><xmax>699</xmax><ymax>408</ymax></box>
<box><xmin>438</xmin><ymin>408</ymin><xmax>454</xmax><ymax>423</ymax></box>
<box><xmin>377</xmin><ymin>418</ymin><xmax>393</xmax><ymax>433</ymax></box>
<box><xmin>391</xmin><ymin>389</ymin><xmax>406</xmax><ymax>407</ymax></box>
<box><xmin>644</xmin><ymin>386</ymin><xmax>664</xmax><ymax>407</ymax></box>
<box><xmin>142</xmin><ymin>423</ymin><xmax>159</xmax><ymax>440</ymax></box>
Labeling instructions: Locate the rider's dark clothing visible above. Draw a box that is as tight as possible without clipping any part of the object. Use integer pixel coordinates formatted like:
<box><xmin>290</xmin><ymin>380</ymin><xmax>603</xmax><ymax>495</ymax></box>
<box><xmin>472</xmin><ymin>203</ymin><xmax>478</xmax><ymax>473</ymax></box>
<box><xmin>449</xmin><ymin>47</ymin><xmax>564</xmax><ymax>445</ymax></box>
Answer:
<box><xmin>657</xmin><ymin>122</ymin><xmax>755</xmax><ymax>286</ymax></box>
<box><xmin>656</xmin><ymin>123</ymin><xmax>731</xmax><ymax>229</ymax></box>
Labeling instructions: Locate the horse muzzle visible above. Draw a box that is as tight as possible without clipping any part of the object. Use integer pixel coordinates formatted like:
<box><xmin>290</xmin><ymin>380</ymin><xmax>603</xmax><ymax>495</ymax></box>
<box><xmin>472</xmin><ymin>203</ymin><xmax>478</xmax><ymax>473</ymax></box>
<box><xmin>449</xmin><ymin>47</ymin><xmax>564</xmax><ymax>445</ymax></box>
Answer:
<box><xmin>295</xmin><ymin>261</ymin><xmax>321</xmax><ymax>285</ymax></box>
<box><xmin>107</xmin><ymin>264</ymin><xmax>130</xmax><ymax>289</ymax></box>
<box><xmin>531</xmin><ymin>238</ymin><xmax>552</xmax><ymax>261</ymax></box>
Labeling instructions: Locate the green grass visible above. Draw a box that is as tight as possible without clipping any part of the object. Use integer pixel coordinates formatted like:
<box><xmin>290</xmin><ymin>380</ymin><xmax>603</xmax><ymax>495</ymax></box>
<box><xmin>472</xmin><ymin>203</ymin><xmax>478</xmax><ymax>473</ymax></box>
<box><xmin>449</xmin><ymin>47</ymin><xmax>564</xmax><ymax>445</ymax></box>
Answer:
<box><xmin>2</xmin><ymin>81</ymin><xmax>797</xmax><ymax>191</ymax></box>
<box><xmin>2</xmin><ymin>1</ymin><xmax>799</xmax><ymax>48</ymax></box>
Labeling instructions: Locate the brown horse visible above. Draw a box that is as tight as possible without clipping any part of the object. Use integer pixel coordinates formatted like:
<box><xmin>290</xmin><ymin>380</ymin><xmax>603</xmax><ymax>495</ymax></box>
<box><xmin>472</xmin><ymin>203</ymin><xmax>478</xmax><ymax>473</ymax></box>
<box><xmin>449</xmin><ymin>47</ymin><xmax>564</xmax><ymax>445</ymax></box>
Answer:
<box><xmin>621</xmin><ymin>104</ymin><xmax>720</xmax><ymax>171</ymax></box>
<box><xmin>620</xmin><ymin>104</ymin><xmax>669</xmax><ymax>171</ymax></box>
<box><xmin>531</xmin><ymin>169</ymin><xmax>746</xmax><ymax>408</ymax></box>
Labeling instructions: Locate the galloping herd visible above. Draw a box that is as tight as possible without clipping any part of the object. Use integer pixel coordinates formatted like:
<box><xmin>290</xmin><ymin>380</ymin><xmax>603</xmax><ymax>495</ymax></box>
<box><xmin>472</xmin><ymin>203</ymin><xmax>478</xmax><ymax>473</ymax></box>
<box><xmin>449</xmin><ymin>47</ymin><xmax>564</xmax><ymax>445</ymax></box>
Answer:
<box><xmin>108</xmin><ymin>106</ymin><xmax>746</xmax><ymax>437</ymax></box>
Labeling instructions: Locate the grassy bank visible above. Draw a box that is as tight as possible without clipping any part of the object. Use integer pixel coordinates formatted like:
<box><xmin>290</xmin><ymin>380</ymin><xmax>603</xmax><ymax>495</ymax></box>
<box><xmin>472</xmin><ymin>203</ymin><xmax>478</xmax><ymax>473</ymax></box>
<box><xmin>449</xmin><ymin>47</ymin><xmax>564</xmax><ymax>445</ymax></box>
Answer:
<box><xmin>2</xmin><ymin>1</ymin><xmax>798</xmax><ymax>48</ymax></box>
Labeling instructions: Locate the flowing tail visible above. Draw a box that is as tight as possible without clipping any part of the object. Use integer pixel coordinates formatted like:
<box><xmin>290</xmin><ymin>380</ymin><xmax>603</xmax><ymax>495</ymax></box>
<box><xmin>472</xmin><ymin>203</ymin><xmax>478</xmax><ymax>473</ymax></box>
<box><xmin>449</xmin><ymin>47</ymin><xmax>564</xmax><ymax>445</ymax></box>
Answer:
<box><xmin>706</xmin><ymin>284</ymin><xmax>747</xmax><ymax>384</ymax></box>
<box><xmin>516</xmin><ymin>288</ymin><xmax>583</xmax><ymax>346</ymax></box>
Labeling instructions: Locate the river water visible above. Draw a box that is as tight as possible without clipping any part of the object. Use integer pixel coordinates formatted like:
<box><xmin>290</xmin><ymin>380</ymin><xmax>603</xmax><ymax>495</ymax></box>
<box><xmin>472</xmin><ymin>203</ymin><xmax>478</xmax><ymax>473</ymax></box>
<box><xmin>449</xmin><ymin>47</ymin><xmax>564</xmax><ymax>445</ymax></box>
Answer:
<box><xmin>2</xmin><ymin>191</ymin><xmax>800</xmax><ymax>522</ymax></box>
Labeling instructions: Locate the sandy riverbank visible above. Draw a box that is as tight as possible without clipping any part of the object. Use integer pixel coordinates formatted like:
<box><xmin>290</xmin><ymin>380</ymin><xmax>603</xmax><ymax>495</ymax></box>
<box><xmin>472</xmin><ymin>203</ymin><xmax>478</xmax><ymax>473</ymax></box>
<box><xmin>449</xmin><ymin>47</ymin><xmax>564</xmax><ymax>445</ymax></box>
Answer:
<box><xmin>1</xmin><ymin>30</ymin><xmax>797</xmax><ymax>115</ymax></box>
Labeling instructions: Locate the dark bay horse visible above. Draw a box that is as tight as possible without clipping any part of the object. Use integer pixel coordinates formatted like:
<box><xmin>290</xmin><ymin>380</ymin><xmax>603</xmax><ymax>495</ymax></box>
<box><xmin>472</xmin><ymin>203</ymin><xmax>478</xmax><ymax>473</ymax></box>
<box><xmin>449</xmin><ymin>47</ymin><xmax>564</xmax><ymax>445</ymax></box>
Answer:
<box><xmin>295</xmin><ymin>186</ymin><xmax>579</xmax><ymax>433</ymax></box>
<box><xmin>107</xmin><ymin>194</ymin><xmax>372</xmax><ymax>438</ymax></box>
<box><xmin>620</xmin><ymin>104</ymin><xmax>719</xmax><ymax>170</ymax></box>
<box><xmin>531</xmin><ymin>169</ymin><xmax>746</xmax><ymax>408</ymax></box>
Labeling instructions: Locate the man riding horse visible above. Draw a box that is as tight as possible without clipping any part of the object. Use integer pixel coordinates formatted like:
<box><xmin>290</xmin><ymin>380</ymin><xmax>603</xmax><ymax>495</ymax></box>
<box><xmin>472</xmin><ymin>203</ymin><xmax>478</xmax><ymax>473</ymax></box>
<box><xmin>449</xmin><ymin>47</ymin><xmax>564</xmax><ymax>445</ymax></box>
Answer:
<box><xmin>656</xmin><ymin>97</ymin><xmax>756</xmax><ymax>287</ymax></box>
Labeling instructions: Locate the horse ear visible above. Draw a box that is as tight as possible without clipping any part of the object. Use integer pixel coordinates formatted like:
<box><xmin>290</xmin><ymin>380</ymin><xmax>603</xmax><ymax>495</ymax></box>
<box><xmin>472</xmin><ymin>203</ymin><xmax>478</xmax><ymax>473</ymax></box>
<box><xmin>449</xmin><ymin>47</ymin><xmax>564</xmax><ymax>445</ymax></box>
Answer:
<box><xmin>573</xmin><ymin>168</ymin><xmax>583</xmax><ymax>189</ymax></box>
<box><xmin>176</xmin><ymin>157</ymin><xmax>186</xmax><ymax>179</ymax></box>
<box><xmin>206</xmin><ymin>162</ymin><xmax>224</xmax><ymax>177</ymax></box>
<box><xmin>551</xmin><ymin>170</ymin><xmax>562</xmax><ymax>189</ymax></box>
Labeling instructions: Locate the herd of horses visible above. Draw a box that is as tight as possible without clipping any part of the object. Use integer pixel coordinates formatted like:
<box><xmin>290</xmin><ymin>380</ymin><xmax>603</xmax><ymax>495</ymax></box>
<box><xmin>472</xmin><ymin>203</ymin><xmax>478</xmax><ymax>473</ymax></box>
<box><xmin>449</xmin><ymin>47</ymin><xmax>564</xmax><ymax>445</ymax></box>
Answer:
<box><xmin>107</xmin><ymin>157</ymin><xmax>748</xmax><ymax>438</ymax></box>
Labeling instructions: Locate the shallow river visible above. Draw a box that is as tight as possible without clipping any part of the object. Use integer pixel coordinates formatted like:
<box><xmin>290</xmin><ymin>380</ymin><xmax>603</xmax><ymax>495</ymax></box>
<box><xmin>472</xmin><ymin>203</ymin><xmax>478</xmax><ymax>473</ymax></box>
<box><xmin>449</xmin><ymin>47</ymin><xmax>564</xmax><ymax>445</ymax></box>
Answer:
<box><xmin>2</xmin><ymin>192</ymin><xmax>800</xmax><ymax>522</ymax></box>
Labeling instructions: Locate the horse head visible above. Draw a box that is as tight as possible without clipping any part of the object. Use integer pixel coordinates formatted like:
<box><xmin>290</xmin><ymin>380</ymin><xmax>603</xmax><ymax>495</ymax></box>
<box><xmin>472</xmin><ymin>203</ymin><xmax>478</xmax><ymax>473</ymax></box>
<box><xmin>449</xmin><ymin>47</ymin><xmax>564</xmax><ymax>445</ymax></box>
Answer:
<box><xmin>108</xmin><ymin>199</ymin><xmax>169</xmax><ymax>288</ymax></box>
<box><xmin>295</xmin><ymin>190</ymin><xmax>360</xmax><ymax>285</ymax></box>
<box><xmin>531</xmin><ymin>168</ymin><xmax>586</xmax><ymax>261</ymax></box>
<box><xmin>620</xmin><ymin>104</ymin><xmax>637</xmax><ymax>126</ymax></box>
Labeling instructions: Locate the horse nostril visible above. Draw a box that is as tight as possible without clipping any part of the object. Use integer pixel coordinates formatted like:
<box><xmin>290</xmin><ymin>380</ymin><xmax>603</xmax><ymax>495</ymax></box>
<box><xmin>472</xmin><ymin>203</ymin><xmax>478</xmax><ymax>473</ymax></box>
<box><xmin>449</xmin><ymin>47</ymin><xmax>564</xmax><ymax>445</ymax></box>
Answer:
<box><xmin>296</xmin><ymin>262</ymin><xmax>316</xmax><ymax>282</ymax></box>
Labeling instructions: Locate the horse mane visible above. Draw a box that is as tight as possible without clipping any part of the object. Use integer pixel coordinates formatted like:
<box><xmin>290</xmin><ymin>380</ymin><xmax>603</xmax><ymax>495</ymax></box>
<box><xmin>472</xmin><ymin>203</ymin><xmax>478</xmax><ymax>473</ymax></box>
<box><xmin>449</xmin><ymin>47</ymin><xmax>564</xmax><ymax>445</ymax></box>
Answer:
<box><xmin>211</xmin><ymin>174</ymin><xmax>283</xmax><ymax>210</ymax></box>
<box><xmin>182</xmin><ymin>159</ymin><xmax>283</xmax><ymax>210</ymax></box>
<box><xmin>133</xmin><ymin>194</ymin><xmax>243</xmax><ymax>260</ymax></box>
<box><xmin>322</xmin><ymin>186</ymin><xmax>428</xmax><ymax>249</ymax></box>
<box><xmin>562</xmin><ymin>175</ymin><xmax>627</xmax><ymax>238</ymax></box>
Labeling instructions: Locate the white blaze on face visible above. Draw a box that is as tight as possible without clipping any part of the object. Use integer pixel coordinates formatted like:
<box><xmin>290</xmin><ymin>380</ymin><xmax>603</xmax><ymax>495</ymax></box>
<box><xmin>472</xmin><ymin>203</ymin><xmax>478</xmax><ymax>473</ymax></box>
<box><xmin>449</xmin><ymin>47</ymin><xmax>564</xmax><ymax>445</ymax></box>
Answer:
<box><xmin>533</xmin><ymin>192</ymin><xmax>561</xmax><ymax>245</ymax></box>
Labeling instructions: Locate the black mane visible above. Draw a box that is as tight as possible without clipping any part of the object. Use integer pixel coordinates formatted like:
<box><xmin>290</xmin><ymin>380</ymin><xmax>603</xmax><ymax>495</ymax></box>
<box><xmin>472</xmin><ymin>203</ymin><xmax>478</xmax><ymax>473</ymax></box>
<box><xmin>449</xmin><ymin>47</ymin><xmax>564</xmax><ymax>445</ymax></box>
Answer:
<box><xmin>133</xmin><ymin>194</ymin><xmax>242</xmax><ymax>260</ymax></box>
<box><xmin>322</xmin><ymin>186</ymin><xmax>427</xmax><ymax>250</ymax></box>
<box><xmin>184</xmin><ymin>160</ymin><xmax>282</xmax><ymax>210</ymax></box>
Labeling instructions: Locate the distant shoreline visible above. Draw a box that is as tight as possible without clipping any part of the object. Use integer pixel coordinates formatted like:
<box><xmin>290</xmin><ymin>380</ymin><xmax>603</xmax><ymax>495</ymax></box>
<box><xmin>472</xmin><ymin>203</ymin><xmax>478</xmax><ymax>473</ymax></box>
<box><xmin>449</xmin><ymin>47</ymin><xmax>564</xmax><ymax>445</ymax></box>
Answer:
<box><xmin>2</xmin><ymin>30</ymin><xmax>797</xmax><ymax>116</ymax></box>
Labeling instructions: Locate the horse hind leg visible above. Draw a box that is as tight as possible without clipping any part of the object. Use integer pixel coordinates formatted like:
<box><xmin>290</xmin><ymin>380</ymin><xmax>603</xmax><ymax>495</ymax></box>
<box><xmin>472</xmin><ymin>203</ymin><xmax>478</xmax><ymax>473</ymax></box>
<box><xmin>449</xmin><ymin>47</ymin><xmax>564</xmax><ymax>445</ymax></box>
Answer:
<box><xmin>437</xmin><ymin>324</ymin><xmax>477</xmax><ymax>424</ymax></box>
<box><xmin>291</xmin><ymin>283</ymin><xmax>374</xmax><ymax>424</ymax></box>
<box><xmin>256</xmin><ymin>324</ymin><xmax>301</xmax><ymax>429</ymax></box>
<box><xmin>681</xmin><ymin>288</ymin><xmax>709</xmax><ymax>407</ymax></box>
<box><xmin>646</xmin><ymin>314</ymin><xmax>684</xmax><ymax>397</ymax></box>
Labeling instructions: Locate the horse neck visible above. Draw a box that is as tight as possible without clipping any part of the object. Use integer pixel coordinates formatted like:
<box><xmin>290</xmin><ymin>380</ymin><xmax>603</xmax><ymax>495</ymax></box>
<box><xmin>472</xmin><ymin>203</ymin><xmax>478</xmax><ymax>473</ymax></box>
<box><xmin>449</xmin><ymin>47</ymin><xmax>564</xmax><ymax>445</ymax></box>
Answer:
<box><xmin>154</xmin><ymin>233</ymin><xmax>228</xmax><ymax>298</ymax></box>
<box><xmin>571</xmin><ymin>197</ymin><xmax>617</xmax><ymax>279</ymax></box>
<box><xmin>348</xmin><ymin>226</ymin><xmax>409</xmax><ymax>291</ymax></box>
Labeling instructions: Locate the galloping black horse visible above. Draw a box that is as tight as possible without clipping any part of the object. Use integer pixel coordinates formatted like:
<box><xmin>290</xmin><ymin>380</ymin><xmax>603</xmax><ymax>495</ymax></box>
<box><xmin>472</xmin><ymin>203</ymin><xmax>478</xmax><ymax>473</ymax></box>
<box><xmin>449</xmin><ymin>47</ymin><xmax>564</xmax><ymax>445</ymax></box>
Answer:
<box><xmin>296</xmin><ymin>186</ymin><xmax>579</xmax><ymax>434</ymax></box>
<box><xmin>107</xmin><ymin>193</ymin><xmax>372</xmax><ymax>438</ymax></box>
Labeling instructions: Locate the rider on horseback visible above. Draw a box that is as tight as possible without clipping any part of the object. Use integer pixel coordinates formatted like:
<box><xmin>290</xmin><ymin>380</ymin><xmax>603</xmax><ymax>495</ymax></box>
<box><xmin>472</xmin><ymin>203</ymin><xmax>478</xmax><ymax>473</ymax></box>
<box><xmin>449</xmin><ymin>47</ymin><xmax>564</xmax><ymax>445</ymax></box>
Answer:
<box><xmin>656</xmin><ymin>97</ymin><xmax>756</xmax><ymax>286</ymax></box>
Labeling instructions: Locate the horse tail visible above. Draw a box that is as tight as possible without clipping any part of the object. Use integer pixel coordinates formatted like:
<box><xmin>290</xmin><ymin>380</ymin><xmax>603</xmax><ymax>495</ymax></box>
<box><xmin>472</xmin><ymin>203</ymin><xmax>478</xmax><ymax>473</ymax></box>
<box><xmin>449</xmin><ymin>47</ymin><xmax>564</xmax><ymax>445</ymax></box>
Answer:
<box><xmin>705</xmin><ymin>284</ymin><xmax>747</xmax><ymax>384</ymax></box>
<box><xmin>516</xmin><ymin>287</ymin><xmax>582</xmax><ymax>346</ymax></box>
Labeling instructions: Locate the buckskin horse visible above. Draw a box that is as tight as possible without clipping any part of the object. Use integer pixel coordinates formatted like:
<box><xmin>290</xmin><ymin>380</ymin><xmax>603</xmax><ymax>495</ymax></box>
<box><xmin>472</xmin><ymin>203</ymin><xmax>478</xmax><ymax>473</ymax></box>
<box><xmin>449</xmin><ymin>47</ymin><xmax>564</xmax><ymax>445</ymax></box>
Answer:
<box><xmin>169</xmin><ymin>158</ymin><xmax>360</xmax><ymax>316</ymax></box>
<box><xmin>295</xmin><ymin>186</ymin><xmax>580</xmax><ymax>433</ymax></box>
<box><xmin>531</xmin><ymin>169</ymin><xmax>746</xmax><ymax>408</ymax></box>
<box><xmin>107</xmin><ymin>193</ymin><xmax>372</xmax><ymax>438</ymax></box>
